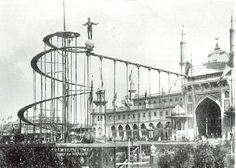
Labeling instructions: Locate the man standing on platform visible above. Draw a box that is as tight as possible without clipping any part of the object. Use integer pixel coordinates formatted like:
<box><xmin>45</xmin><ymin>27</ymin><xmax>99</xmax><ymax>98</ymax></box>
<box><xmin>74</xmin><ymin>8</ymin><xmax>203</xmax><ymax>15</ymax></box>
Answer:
<box><xmin>83</xmin><ymin>18</ymin><xmax>98</xmax><ymax>40</ymax></box>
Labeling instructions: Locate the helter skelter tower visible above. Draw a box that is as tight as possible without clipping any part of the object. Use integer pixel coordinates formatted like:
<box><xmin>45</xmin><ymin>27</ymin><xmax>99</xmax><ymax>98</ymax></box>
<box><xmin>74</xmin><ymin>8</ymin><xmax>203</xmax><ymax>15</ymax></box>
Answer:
<box><xmin>18</xmin><ymin>3</ymin><xmax>95</xmax><ymax>143</ymax></box>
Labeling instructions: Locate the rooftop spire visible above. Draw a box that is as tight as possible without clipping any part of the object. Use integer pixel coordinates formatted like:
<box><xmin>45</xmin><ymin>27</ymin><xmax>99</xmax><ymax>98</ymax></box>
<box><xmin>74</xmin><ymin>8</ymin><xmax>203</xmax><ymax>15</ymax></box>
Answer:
<box><xmin>63</xmin><ymin>2</ymin><xmax>66</xmax><ymax>31</ymax></box>
<box><xmin>180</xmin><ymin>25</ymin><xmax>187</xmax><ymax>74</ymax></box>
<box><xmin>231</xmin><ymin>11</ymin><xmax>234</xmax><ymax>29</ymax></box>
<box><xmin>230</xmin><ymin>11</ymin><xmax>234</xmax><ymax>53</ymax></box>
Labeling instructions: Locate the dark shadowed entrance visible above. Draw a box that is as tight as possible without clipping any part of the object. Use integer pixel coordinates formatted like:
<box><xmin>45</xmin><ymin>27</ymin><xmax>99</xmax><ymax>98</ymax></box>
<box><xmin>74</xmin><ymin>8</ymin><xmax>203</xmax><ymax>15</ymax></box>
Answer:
<box><xmin>195</xmin><ymin>97</ymin><xmax>221</xmax><ymax>137</ymax></box>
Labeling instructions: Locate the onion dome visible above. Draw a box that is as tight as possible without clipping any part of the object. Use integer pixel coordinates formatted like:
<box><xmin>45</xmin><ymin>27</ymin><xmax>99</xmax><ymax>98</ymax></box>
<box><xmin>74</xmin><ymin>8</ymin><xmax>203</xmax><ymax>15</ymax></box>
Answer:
<box><xmin>208</xmin><ymin>43</ymin><xmax>229</xmax><ymax>63</ymax></box>
<box><xmin>206</xmin><ymin>42</ymin><xmax>230</xmax><ymax>70</ymax></box>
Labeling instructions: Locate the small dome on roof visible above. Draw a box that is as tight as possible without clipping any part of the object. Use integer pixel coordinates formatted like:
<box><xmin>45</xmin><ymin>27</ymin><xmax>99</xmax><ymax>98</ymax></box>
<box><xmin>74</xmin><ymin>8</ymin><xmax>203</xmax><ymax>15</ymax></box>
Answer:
<box><xmin>208</xmin><ymin>43</ymin><xmax>229</xmax><ymax>63</ymax></box>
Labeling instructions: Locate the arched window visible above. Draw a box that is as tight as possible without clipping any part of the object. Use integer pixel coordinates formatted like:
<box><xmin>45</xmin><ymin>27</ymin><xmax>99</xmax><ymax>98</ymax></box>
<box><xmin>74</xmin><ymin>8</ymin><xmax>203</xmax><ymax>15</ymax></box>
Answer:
<box><xmin>126</xmin><ymin>125</ymin><xmax>132</xmax><ymax>138</ymax></box>
<box><xmin>133</xmin><ymin>124</ymin><xmax>138</xmax><ymax>130</ymax></box>
<box><xmin>111</xmin><ymin>126</ymin><xmax>115</xmax><ymax>130</ymax></box>
<box><xmin>141</xmin><ymin>123</ymin><xmax>147</xmax><ymax>136</ymax></box>
<box><xmin>149</xmin><ymin>123</ymin><xmax>155</xmax><ymax>129</ymax></box>
<box><xmin>157</xmin><ymin>122</ymin><xmax>163</xmax><ymax>128</ymax></box>
<box><xmin>141</xmin><ymin>123</ymin><xmax>146</xmax><ymax>129</ymax></box>
<box><xmin>133</xmin><ymin>124</ymin><xmax>139</xmax><ymax>139</ymax></box>
<box><xmin>125</xmin><ymin>124</ymin><xmax>131</xmax><ymax>130</ymax></box>
<box><xmin>118</xmin><ymin>125</ymin><xmax>124</xmax><ymax>137</ymax></box>
<box><xmin>165</xmin><ymin>122</ymin><xmax>171</xmax><ymax>128</ymax></box>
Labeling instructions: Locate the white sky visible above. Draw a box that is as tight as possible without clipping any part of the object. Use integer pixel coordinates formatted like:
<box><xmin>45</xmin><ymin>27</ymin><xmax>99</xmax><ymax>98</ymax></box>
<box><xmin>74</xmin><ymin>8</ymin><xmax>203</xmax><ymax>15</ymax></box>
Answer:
<box><xmin>0</xmin><ymin>0</ymin><xmax>235</xmax><ymax>122</ymax></box>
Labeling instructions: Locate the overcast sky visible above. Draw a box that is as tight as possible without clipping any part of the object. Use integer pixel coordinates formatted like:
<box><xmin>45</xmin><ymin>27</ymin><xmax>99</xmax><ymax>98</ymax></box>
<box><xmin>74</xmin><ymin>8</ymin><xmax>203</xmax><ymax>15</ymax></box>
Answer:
<box><xmin>0</xmin><ymin>0</ymin><xmax>235</xmax><ymax>122</ymax></box>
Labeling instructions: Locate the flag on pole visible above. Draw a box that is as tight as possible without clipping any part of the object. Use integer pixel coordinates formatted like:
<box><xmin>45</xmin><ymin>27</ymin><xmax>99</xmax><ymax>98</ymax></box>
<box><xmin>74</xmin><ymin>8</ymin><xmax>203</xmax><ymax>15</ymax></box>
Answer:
<box><xmin>144</xmin><ymin>90</ymin><xmax>148</xmax><ymax>105</ymax></box>
<box><xmin>228</xmin><ymin>53</ymin><xmax>234</xmax><ymax>68</ymax></box>
<box><xmin>218</xmin><ymin>54</ymin><xmax>234</xmax><ymax>82</ymax></box>
<box><xmin>218</xmin><ymin>65</ymin><xmax>232</xmax><ymax>82</ymax></box>
<box><xmin>100</xmin><ymin>67</ymin><xmax>104</xmax><ymax>88</ymax></box>
<box><xmin>124</xmin><ymin>96</ymin><xmax>129</xmax><ymax>107</ymax></box>
<box><xmin>112</xmin><ymin>92</ymin><xmax>117</xmax><ymax>108</ymax></box>
<box><xmin>129</xmin><ymin>70</ymin><xmax>133</xmax><ymax>82</ymax></box>
<box><xmin>168</xmin><ymin>77</ymin><xmax>179</xmax><ymax>92</ymax></box>
<box><xmin>162</xmin><ymin>87</ymin><xmax>165</xmax><ymax>95</ymax></box>
<box><xmin>89</xmin><ymin>80</ymin><xmax>93</xmax><ymax>104</ymax></box>
<box><xmin>185</xmin><ymin>61</ymin><xmax>192</xmax><ymax>75</ymax></box>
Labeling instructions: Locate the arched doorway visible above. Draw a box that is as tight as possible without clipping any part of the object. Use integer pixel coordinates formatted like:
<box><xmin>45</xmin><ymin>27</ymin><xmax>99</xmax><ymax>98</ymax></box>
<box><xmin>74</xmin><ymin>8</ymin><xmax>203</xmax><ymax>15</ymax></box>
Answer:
<box><xmin>195</xmin><ymin>97</ymin><xmax>221</xmax><ymax>137</ymax></box>
<box><xmin>148</xmin><ymin>123</ymin><xmax>155</xmax><ymax>139</ymax></box>
<box><xmin>165</xmin><ymin>121</ymin><xmax>171</xmax><ymax>140</ymax></box>
<box><xmin>118</xmin><ymin>125</ymin><xmax>124</xmax><ymax>139</ymax></box>
<box><xmin>141</xmin><ymin>123</ymin><xmax>147</xmax><ymax>139</ymax></box>
<box><xmin>156</xmin><ymin>122</ymin><xmax>164</xmax><ymax>140</ymax></box>
<box><xmin>98</xmin><ymin>127</ymin><xmax>103</xmax><ymax>137</ymax></box>
<box><xmin>133</xmin><ymin>124</ymin><xmax>139</xmax><ymax>140</ymax></box>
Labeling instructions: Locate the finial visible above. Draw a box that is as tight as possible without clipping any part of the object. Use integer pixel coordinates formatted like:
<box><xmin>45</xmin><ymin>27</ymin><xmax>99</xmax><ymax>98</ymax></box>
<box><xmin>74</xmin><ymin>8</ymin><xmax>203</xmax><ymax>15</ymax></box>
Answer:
<box><xmin>214</xmin><ymin>37</ymin><xmax>220</xmax><ymax>50</ymax></box>
<box><xmin>181</xmin><ymin>25</ymin><xmax>185</xmax><ymax>41</ymax></box>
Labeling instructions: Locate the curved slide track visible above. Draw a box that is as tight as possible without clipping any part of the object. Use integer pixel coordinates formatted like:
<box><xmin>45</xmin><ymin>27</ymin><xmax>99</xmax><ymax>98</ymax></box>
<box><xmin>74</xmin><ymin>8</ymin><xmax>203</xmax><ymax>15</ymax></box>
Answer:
<box><xmin>17</xmin><ymin>31</ymin><xmax>186</xmax><ymax>143</ymax></box>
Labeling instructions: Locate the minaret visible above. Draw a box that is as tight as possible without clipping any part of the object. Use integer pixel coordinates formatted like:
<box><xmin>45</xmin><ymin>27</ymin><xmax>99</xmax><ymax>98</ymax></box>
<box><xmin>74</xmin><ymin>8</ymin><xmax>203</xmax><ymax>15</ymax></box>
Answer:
<box><xmin>229</xmin><ymin>12</ymin><xmax>235</xmax><ymax>111</ymax></box>
<box><xmin>230</xmin><ymin>13</ymin><xmax>234</xmax><ymax>55</ymax></box>
<box><xmin>180</xmin><ymin>25</ymin><xmax>187</xmax><ymax>74</ymax></box>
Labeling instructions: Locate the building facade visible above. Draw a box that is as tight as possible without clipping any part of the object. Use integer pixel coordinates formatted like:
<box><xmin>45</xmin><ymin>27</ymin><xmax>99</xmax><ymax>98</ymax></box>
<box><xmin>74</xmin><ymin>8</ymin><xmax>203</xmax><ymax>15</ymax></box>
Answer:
<box><xmin>91</xmin><ymin>15</ymin><xmax>235</xmax><ymax>141</ymax></box>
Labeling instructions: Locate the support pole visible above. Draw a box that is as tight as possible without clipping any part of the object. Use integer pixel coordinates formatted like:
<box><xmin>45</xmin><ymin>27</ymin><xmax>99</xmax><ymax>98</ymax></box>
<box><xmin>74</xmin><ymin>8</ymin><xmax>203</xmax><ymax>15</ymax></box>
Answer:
<box><xmin>158</xmin><ymin>70</ymin><xmax>161</xmax><ymax>95</ymax></box>
<box><xmin>168</xmin><ymin>73</ymin><xmax>170</xmax><ymax>94</ymax></box>
<box><xmin>33</xmin><ymin>70</ymin><xmax>36</xmax><ymax>134</ymax></box>
<box><xmin>40</xmin><ymin>55</ymin><xmax>43</xmax><ymax>143</ymax></box>
<box><xmin>113</xmin><ymin>60</ymin><xmax>117</xmax><ymax>168</ymax></box>
<box><xmin>148</xmin><ymin>68</ymin><xmax>151</xmax><ymax>96</ymax></box>
<box><xmin>62</xmin><ymin>37</ymin><xmax>68</xmax><ymax>143</ymax></box>
<box><xmin>50</xmin><ymin>42</ymin><xmax>54</xmax><ymax>142</ymax></box>
<box><xmin>43</xmin><ymin>44</ymin><xmax>47</xmax><ymax>142</ymax></box>
<box><xmin>56</xmin><ymin>36</ymin><xmax>59</xmax><ymax>136</ymax></box>
<box><xmin>128</xmin><ymin>138</ymin><xmax>131</xmax><ymax>168</ymax></box>
<box><xmin>137</xmin><ymin>66</ymin><xmax>140</xmax><ymax>141</ymax></box>
<box><xmin>74</xmin><ymin>38</ymin><xmax>78</xmax><ymax>131</ymax></box>
<box><xmin>87</xmin><ymin>53</ymin><xmax>91</xmax><ymax>129</ymax></box>
<box><xmin>84</xmin><ymin>53</ymin><xmax>87</xmax><ymax>129</ymax></box>
<box><xmin>126</xmin><ymin>63</ymin><xmax>129</xmax><ymax>96</ymax></box>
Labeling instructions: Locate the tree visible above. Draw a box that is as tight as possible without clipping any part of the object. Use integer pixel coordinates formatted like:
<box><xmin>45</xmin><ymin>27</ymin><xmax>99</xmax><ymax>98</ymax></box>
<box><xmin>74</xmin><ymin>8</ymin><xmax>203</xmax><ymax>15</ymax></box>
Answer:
<box><xmin>193</xmin><ymin>143</ymin><xmax>215</xmax><ymax>168</ymax></box>
<box><xmin>4</xmin><ymin>145</ymin><xmax>60</xmax><ymax>168</ymax></box>
<box><xmin>171</xmin><ymin>145</ymin><xmax>194</xmax><ymax>168</ymax></box>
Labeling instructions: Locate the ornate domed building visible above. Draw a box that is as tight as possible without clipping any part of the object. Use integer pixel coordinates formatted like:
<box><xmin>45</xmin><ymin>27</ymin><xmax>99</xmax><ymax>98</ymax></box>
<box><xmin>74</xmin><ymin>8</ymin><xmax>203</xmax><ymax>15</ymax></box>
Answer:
<box><xmin>91</xmin><ymin>15</ymin><xmax>234</xmax><ymax>141</ymax></box>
